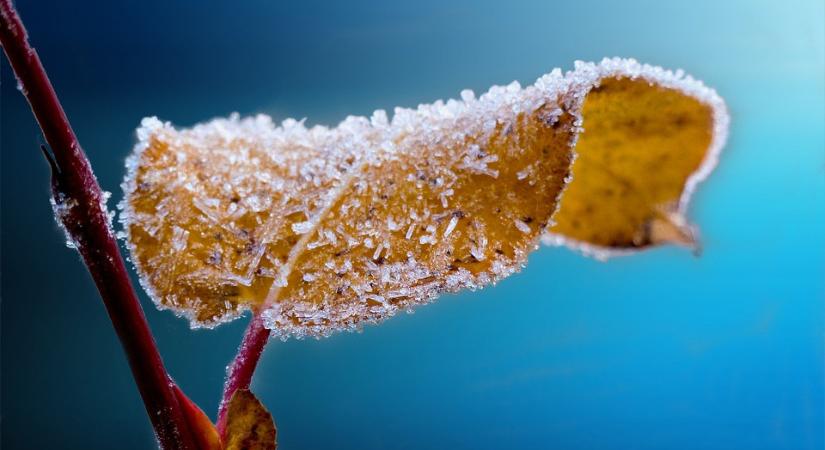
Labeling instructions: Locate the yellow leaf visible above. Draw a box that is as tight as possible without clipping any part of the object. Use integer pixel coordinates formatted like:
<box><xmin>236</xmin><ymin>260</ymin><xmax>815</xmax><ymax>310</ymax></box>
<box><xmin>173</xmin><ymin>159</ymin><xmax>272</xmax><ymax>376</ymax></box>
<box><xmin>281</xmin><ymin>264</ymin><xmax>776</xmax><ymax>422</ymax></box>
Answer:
<box><xmin>545</xmin><ymin>72</ymin><xmax>727</xmax><ymax>258</ymax></box>
<box><xmin>222</xmin><ymin>389</ymin><xmax>277</xmax><ymax>450</ymax></box>
<box><xmin>120</xmin><ymin>58</ymin><xmax>727</xmax><ymax>337</ymax></box>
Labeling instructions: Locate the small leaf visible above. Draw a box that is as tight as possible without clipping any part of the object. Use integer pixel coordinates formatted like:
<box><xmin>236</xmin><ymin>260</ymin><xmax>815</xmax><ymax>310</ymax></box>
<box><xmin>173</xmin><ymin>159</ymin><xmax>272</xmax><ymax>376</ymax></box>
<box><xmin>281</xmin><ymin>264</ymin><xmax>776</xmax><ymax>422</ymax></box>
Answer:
<box><xmin>222</xmin><ymin>389</ymin><xmax>277</xmax><ymax>450</ymax></box>
<box><xmin>121</xmin><ymin>58</ymin><xmax>727</xmax><ymax>337</ymax></box>
<box><xmin>171</xmin><ymin>384</ymin><xmax>222</xmax><ymax>450</ymax></box>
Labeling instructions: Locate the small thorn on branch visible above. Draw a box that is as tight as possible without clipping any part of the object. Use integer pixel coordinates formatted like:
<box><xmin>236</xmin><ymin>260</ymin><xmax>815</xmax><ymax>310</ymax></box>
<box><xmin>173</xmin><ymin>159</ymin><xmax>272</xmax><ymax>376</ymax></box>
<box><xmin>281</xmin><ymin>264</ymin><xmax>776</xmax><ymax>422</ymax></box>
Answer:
<box><xmin>40</xmin><ymin>144</ymin><xmax>61</xmax><ymax>176</ymax></box>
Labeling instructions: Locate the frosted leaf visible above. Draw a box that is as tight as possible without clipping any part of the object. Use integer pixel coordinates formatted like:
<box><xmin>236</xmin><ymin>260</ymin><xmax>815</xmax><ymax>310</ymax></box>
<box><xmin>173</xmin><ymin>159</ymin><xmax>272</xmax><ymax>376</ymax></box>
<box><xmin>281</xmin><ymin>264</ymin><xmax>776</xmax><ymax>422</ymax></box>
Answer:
<box><xmin>121</xmin><ymin>113</ymin><xmax>369</xmax><ymax>326</ymax></box>
<box><xmin>121</xmin><ymin>58</ymin><xmax>728</xmax><ymax>336</ymax></box>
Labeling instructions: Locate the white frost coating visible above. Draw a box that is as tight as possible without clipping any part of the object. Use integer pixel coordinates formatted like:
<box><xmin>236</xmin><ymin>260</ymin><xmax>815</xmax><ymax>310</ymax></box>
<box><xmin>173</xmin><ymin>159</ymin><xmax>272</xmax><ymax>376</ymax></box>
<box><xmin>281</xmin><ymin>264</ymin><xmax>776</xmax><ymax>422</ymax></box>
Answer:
<box><xmin>120</xmin><ymin>58</ymin><xmax>728</xmax><ymax>337</ymax></box>
<box><xmin>51</xmin><ymin>189</ymin><xmax>114</xmax><ymax>250</ymax></box>
<box><xmin>514</xmin><ymin>219</ymin><xmax>531</xmax><ymax>234</ymax></box>
<box><xmin>50</xmin><ymin>191</ymin><xmax>80</xmax><ymax>249</ymax></box>
<box><xmin>100</xmin><ymin>190</ymin><xmax>115</xmax><ymax>233</ymax></box>
<box><xmin>459</xmin><ymin>144</ymin><xmax>500</xmax><ymax>178</ymax></box>
<box><xmin>302</xmin><ymin>272</ymin><xmax>318</xmax><ymax>282</ymax></box>
<box><xmin>372</xmin><ymin>243</ymin><xmax>384</xmax><ymax>260</ymax></box>
<box><xmin>387</xmin><ymin>216</ymin><xmax>400</xmax><ymax>231</ymax></box>
<box><xmin>444</xmin><ymin>215</ymin><xmax>459</xmax><ymax>237</ymax></box>
<box><xmin>170</xmin><ymin>226</ymin><xmax>189</xmax><ymax>251</ymax></box>
<box><xmin>291</xmin><ymin>221</ymin><xmax>313</xmax><ymax>234</ymax></box>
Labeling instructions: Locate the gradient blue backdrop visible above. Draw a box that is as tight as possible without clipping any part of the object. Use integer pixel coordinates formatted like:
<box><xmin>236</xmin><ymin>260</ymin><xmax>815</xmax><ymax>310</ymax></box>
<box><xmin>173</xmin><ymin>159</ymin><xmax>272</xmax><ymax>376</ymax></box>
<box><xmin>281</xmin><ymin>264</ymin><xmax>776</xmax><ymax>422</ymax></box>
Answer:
<box><xmin>2</xmin><ymin>1</ymin><xmax>823</xmax><ymax>449</ymax></box>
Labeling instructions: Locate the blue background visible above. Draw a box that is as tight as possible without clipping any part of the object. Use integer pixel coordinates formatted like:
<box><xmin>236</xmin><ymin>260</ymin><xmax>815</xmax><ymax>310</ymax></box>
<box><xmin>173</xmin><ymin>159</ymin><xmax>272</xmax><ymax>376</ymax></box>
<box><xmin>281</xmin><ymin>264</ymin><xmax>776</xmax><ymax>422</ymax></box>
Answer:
<box><xmin>2</xmin><ymin>1</ymin><xmax>823</xmax><ymax>448</ymax></box>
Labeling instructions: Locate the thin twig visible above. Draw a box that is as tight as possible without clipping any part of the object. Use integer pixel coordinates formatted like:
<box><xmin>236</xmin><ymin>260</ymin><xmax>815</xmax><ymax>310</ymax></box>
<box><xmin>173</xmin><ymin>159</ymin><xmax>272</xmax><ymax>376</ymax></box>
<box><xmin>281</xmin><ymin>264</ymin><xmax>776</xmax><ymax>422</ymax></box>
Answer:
<box><xmin>0</xmin><ymin>2</ymin><xmax>197</xmax><ymax>448</ymax></box>
<box><xmin>216</xmin><ymin>313</ymin><xmax>271</xmax><ymax>436</ymax></box>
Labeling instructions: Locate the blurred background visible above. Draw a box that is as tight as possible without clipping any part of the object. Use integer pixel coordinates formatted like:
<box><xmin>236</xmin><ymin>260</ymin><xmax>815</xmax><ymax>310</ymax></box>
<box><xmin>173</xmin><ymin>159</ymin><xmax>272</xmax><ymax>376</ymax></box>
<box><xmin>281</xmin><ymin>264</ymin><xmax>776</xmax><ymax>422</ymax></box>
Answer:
<box><xmin>2</xmin><ymin>0</ymin><xmax>823</xmax><ymax>448</ymax></box>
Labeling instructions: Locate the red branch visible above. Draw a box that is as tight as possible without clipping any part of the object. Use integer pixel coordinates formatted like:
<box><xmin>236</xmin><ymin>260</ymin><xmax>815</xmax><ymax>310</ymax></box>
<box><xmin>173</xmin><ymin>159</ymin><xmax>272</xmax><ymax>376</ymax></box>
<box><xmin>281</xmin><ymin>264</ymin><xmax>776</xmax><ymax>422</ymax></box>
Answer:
<box><xmin>216</xmin><ymin>313</ymin><xmax>271</xmax><ymax>436</ymax></box>
<box><xmin>0</xmin><ymin>2</ymin><xmax>197</xmax><ymax>449</ymax></box>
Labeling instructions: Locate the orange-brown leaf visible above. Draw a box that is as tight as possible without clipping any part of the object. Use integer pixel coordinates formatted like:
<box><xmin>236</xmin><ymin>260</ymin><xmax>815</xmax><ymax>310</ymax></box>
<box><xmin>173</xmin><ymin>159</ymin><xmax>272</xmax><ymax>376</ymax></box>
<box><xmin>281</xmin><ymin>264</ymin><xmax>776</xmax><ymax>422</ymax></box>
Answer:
<box><xmin>222</xmin><ymin>389</ymin><xmax>277</xmax><ymax>450</ymax></box>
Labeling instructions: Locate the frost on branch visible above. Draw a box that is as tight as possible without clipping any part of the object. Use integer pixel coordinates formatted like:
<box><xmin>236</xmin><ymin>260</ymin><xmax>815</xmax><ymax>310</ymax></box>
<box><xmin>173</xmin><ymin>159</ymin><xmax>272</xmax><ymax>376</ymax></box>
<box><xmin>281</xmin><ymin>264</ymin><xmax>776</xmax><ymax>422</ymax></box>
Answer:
<box><xmin>50</xmin><ymin>191</ymin><xmax>80</xmax><ymax>249</ymax></box>
<box><xmin>120</xmin><ymin>58</ymin><xmax>728</xmax><ymax>338</ymax></box>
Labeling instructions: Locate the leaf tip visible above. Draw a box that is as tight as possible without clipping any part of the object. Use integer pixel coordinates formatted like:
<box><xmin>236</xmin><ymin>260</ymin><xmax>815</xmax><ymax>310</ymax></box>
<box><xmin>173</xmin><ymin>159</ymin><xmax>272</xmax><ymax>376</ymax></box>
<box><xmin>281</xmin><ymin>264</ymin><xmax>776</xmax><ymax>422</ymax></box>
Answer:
<box><xmin>647</xmin><ymin>212</ymin><xmax>698</xmax><ymax>250</ymax></box>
